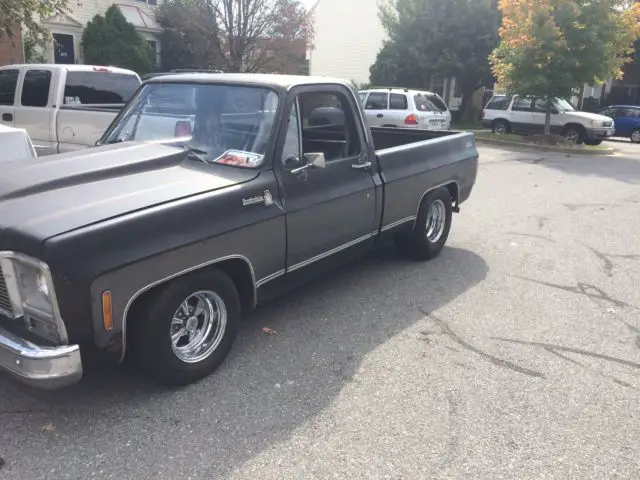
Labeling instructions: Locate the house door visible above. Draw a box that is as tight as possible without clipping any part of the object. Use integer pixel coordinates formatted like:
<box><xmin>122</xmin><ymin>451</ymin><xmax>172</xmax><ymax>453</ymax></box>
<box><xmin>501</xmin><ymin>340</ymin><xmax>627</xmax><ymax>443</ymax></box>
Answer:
<box><xmin>53</xmin><ymin>34</ymin><xmax>75</xmax><ymax>64</ymax></box>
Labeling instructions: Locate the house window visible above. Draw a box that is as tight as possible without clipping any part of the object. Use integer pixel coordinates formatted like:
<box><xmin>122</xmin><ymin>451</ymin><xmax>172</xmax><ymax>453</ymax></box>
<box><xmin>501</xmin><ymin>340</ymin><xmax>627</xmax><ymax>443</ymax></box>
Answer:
<box><xmin>147</xmin><ymin>40</ymin><xmax>160</xmax><ymax>67</ymax></box>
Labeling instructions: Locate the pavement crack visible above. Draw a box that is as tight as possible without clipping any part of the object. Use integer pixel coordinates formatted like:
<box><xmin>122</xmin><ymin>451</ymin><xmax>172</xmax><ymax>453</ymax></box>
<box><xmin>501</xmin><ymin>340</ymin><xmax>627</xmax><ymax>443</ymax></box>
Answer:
<box><xmin>420</xmin><ymin>309</ymin><xmax>545</xmax><ymax>378</ymax></box>
<box><xmin>513</xmin><ymin>276</ymin><xmax>637</xmax><ymax>309</ymax></box>
<box><xmin>582</xmin><ymin>244</ymin><xmax>615</xmax><ymax>277</ymax></box>
<box><xmin>492</xmin><ymin>337</ymin><xmax>640</xmax><ymax>370</ymax></box>
<box><xmin>506</xmin><ymin>232</ymin><xmax>555</xmax><ymax>243</ymax></box>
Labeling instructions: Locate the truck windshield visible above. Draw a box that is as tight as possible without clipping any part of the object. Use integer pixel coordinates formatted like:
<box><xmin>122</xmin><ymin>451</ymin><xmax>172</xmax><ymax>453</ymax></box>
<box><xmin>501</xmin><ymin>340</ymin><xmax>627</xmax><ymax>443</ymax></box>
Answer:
<box><xmin>103</xmin><ymin>83</ymin><xmax>279</xmax><ymax>168</ymax></box>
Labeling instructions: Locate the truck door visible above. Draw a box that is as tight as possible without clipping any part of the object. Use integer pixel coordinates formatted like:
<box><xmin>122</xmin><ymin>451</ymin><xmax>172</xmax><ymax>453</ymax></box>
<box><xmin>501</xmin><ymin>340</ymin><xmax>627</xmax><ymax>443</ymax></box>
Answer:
<box><xmin>0</xmin><ymin>68</ymin><xmax>19</xmax><ymax>127</ymax></box>
<box><xmin>275</xmin><ymin>85</ymin><xmax>379</xmax><ymax>273</ymax></box>
<box><xmin>13</xmin><ymin>66</ymin><xmax>57</xmax><ymax>156</ymax></box>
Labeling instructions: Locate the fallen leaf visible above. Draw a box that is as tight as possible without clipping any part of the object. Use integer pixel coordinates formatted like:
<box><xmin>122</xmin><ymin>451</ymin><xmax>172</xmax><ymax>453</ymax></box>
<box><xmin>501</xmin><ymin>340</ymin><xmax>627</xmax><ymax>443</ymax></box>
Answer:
<box><xmin>42</xmin><ymin>423</ymin><xmax>55</xmax><ymax>433</ymax></box>
<box><xmin>262</xmin><ymin>327</ymin><xmax>277</xmax><ymax>336</ymax></box>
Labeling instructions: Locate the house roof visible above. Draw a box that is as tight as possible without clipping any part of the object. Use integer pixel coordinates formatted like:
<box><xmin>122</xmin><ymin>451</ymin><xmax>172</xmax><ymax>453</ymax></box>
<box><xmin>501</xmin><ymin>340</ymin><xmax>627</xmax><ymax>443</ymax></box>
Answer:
<box><xmin>115</xmin><ymin>4</ymin><xmax>162</xmax><ymax>32</ymax></box>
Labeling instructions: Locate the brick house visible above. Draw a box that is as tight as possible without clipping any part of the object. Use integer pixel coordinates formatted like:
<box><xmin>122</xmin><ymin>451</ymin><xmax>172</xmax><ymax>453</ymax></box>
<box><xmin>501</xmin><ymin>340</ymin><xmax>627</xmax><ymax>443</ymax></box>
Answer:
<box><xmin>0</xmin><ymin>25</ymin><xmax>24</xmax><ymax>66</ymax></box>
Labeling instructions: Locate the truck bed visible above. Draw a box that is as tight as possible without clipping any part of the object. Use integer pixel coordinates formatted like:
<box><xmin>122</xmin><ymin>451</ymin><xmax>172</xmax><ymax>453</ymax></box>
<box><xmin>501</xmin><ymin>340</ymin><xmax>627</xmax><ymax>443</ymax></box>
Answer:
<box><xmin>372</xmin><ymin>127</ymin><xmax>479</xmax><ymax>232</ymax></box>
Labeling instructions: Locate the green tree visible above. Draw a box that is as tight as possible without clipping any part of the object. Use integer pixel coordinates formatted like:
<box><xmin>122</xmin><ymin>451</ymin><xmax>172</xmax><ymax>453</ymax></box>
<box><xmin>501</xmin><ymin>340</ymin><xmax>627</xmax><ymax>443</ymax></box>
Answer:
<box><xmin>81</xmin><ymin>5</ymin><xmax>154</xmax><ymax>74</ymax></box>
<box><xmin>490</xmin><ymin>0</ymin><xmax>640</xmax><ymax>139</ymax></box>
<box><xmin>157</xmin><ymin>0</ymin><xmax>312</xmax><ymax>73</ymax></box>
<box><xmin>0</xmin><ymin>0</ymin><xmax>68</xmax><ymax>58</ymax></box>
<box><xmin>370</xmin><ymin>0</ymin><xmax>501</xmax><ymax>121</ymax></box>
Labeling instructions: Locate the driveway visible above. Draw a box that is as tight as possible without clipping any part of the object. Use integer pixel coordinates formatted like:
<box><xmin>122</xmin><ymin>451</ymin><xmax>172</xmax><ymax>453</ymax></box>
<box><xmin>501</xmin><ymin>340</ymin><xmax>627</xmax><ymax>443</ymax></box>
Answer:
<box><xmin>1</xmin><ymin>144</ymin><xmax>640</xmax><ymax>479</ymax></box>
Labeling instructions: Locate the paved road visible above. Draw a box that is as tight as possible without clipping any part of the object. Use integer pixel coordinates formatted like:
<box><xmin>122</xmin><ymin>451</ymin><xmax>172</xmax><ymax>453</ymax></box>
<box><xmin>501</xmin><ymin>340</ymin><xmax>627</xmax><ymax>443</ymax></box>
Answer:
<box><xmin>1</xmin><ymin>143</ymin><xmax>640</xmax><ymax>479</ymax></box>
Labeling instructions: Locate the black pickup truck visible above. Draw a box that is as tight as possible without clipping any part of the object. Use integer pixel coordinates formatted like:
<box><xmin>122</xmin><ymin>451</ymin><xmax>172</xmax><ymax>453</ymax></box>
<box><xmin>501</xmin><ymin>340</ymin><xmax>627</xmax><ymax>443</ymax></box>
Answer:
<box><xmin>0</xmin><ymin>73</ymin><xmax>478</xmax><ymax>389</ymax></box>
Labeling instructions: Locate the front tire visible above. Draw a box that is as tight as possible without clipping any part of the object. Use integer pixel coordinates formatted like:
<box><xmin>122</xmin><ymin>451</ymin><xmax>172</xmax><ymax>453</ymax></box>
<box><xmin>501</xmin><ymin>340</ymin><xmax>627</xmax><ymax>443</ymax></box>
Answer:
<box><xmin>631</xmin><ymin>129</ymin><xmax>640</xmax><ymax>144</ymax></box>
<box><xmin>584</xmin><ymin>138</ymin><xmax>603</xmax><ymax>146</ymax></box>
<box><xmin>563</xmin><ymin>125</ymin><xmax>585</xmax><ymax>144</ymax></box>
<box><xmin>395</xmin><ymin>187</ymin><xmax>453</xmax><ymax>261</ymax></box>
<box><xmin>137</xmin><ymin>269</ymin><xmax>241</xmax><ymax>386</ymax></box>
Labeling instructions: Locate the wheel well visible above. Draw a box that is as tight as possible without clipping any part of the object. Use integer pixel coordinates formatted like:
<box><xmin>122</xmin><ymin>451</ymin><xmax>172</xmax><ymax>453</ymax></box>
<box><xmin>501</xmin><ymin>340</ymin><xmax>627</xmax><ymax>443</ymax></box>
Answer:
<box><xmin>122</xmin><ymin>258</ymin><xmax>255</xmax><ymax>361</ymax></box>
<box><xmin>492</xmin><ymin>118</ymin><xmax>509</xmax><ymax>126</ymax></box>
<box><xmin>563</xmin><ymin>123</ymin><xmax>585</xmax><ymax>133</ymax></box>
<box><xmin>444</xmin><ymin>182</ymin><xmax>459</xmax><ymax>206</ymax></box>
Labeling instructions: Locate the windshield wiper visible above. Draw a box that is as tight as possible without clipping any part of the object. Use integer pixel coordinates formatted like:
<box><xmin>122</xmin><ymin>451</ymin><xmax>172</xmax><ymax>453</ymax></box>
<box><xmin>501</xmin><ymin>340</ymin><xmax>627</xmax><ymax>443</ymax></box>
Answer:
<box><xmin>182</xmin><ymin>146</ymin><xmax>210</xmax><ymax>163</ymax></box>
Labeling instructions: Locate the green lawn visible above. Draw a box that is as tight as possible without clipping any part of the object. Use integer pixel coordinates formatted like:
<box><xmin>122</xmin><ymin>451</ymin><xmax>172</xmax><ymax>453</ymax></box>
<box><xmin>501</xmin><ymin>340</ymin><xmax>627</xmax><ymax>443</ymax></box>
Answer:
<box><xmin>473</xmin><ymin>131</ymin><xmax>610</xmax><ymax>151</ymax></box>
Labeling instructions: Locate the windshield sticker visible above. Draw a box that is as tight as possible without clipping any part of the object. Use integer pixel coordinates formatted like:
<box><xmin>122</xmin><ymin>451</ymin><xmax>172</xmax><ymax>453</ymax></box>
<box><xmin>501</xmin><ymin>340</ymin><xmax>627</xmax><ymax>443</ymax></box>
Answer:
<box><xmin>214</xmin><ymin>150</ymin><xmax>264</xmax><ymax>168</ymax></box>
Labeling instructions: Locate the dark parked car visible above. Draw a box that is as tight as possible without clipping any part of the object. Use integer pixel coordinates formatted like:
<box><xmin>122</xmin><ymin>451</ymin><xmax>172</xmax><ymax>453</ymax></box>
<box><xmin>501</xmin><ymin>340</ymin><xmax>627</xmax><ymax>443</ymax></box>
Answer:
<box><xmin>0</xmin><ymin>73</ymin><xmax>479</xmax><ymax>389</ymax></box>
<box><xmin>597</xmin><ymin>105</ymin><xmax>640</xmax><ymax>143</ymax></box>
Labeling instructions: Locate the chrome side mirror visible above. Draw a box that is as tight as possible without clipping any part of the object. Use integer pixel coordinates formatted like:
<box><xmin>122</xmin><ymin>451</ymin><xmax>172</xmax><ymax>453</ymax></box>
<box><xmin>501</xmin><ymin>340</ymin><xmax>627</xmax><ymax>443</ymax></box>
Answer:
<box><xmin>290</xmin><ymin>152</ymin><xmax>326</xmax><ymax>174</ymax></box>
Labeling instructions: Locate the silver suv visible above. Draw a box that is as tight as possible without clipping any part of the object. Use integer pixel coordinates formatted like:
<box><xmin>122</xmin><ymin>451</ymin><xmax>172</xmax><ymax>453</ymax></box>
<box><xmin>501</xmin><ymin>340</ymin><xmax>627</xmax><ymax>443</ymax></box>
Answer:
<box><xmin>359</xmin><ymin>88</ymin><xmax>451</xmax><ymax>130</ymax></box>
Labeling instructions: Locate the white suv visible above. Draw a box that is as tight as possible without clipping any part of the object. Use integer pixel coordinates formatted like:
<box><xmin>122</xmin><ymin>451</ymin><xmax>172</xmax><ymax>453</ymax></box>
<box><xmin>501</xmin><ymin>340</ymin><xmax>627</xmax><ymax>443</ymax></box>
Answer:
<box><xmin>359</xmin><ymin>88</ymin><xmax>451</xmax><ymax>130</ymax></box>
<box><xmin>482</xmin><ymin>94</ymin><xmax>615</xmax><ymax>145</ymax></box>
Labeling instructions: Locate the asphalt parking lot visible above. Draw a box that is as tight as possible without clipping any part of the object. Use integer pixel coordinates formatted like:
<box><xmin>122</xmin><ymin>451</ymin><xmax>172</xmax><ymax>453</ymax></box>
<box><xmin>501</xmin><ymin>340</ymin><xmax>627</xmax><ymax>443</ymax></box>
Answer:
<box><xmin>1</xmin><ymin>141</ymin><xmax>640</xmax><ymax>479</ymax></box>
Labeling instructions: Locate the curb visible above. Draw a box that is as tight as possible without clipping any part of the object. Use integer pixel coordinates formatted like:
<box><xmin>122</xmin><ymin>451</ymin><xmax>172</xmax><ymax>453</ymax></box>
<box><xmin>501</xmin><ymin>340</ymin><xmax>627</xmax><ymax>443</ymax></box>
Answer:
<box><xmin>473</xmin><ymin>136</ymin><xmax>617</xmax><ymax>156</ymax></box>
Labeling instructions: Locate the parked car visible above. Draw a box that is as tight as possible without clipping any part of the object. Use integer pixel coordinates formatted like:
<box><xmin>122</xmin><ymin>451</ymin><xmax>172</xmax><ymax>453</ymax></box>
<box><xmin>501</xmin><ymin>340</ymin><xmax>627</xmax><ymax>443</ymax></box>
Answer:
<box><xmin>359</xmin><ymin>87</ymin><xmax>451</xmax><ymax>130</ymax></box>
<box><xmin>0</xmin><ymin>73</ymin><xmax>479</xmax><ymax>389</ymax></box>
<box><xmin>482</xmin><ymin>94</ymin><xmax>615</xmax><ymax>145</ymax></box>
<box><xmin>597</xmin><ymin>105</ymin><xmax>640</xmax><ymax>144</ymax></box>
<box><xmin>0</xmin><ymin>124</ymin><xmax>37</xmax><ymax>163</ymax></box>
<box><xmin>0</xmin><ymin>64</ymin><xmax>141</xmax><ymax>156</ymax></box>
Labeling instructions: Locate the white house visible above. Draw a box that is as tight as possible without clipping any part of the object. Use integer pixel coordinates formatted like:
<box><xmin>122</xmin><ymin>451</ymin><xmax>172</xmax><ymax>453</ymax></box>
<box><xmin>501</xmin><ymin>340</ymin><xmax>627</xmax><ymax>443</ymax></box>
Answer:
<box><xmin>307</xmin><ymin>0</ymin><xmax>469</xmax><ymax>112</ymax></box>
<box><xmin>41</xmin><ymin>0</ymin><xmax>163</xmax><ymax>66</ymax></box>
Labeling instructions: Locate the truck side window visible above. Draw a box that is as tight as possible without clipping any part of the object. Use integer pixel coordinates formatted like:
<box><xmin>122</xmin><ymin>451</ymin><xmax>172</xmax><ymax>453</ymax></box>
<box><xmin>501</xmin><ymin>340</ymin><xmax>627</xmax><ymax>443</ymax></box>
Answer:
<box><xmin>21</xmin><ymin>70</ymin><xmax>52</xmax><ymax>107</ymax></box>
<box><xmin>512</xmin><ymin>96</ymin><xmax>533</xmax><ymax>111</ymax></box>
<box><xmin>389</xmin><ymin>93</ymin><xmax>408</xmax><ymax>110</ymax></box>
<box><xmin>281</xmin><ymin>101</ymin><xmax>301</xmax><ymax>165</ymax></box>
<box><xmin>365</xmin><ymin>92</ymin><xmax>388</xmax><ymax>110</ymax></box>
<box><xmin>299</xmin><ymin>91</ymin><xmax>362</xmax><ymax>162</ymax></box>
<box><xmin>0</xmin><ymin>69</ymin><xmax>19</xmax><ymax>106</ymax></box>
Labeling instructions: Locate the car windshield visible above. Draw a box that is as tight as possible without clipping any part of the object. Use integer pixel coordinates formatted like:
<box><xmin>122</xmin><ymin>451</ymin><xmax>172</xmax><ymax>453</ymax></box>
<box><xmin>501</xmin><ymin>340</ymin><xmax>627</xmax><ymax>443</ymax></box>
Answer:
<box><xmin>414</xmin><ymin>93</ymin><xmax>439</xmax><ymax>112</ymax></box>
<box><xmin>554</xmin><ymin>98</ymin><xmax>576</xmax><ymax>112</ymax></box>
<box><xmin>103</xmin><ymin>82</ymin><xmax>279</xmax><ymax>168</ymax></box>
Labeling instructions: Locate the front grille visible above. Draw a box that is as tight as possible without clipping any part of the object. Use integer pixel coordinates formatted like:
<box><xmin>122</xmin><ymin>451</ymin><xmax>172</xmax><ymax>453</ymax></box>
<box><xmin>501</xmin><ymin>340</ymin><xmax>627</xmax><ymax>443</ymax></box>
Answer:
<box><xmin>0</xmin><ymin>265</ymin><xmax>13</xmax><ymax>316</ymax></box>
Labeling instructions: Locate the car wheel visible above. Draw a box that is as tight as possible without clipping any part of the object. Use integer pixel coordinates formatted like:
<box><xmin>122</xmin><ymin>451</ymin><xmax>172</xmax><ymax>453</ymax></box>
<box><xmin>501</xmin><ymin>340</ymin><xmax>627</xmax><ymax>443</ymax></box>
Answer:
<box><xmin>395</xmin><ymin>187</ymin><xmax>453</xmax><ymax>261</ymax></box>
<box><xmin>492</xmin><ymin>119</ymin><xmax>510</xmax><ymax>134</ymax></box>
<box><xmin>563</xmin><ymin>125</ymin><xmax>585</xmax><ymax>144</ymax></box>
<box><xmin>584</xmin><ymin>138</ymin><xmax>603</xmax><ymax>146</ymax></box>
<box><xmin>137</xmin><ymin>268</ymin><xmax>240</xmax><ymax>386</ymax></box>
<box><xmin>631</xmin><ymin>129</ymin><xmax>640</xmax><ymax>144</ymax></box>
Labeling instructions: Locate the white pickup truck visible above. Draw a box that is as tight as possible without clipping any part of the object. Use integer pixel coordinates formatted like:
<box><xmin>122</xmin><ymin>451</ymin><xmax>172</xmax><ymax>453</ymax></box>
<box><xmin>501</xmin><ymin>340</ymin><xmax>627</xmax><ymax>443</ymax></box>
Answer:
<box><xmin>0</xmin><ymin>64</ymin><xmax>141</xmax><ymax>156</ymax></box>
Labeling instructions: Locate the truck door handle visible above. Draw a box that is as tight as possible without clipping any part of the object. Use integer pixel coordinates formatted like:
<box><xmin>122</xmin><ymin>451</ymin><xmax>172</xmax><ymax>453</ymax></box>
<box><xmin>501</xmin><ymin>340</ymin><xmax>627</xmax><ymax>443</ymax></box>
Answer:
<box><xmin>376</xmin><ymin>114</ymin><xmax>383</xmax><ymax>118</ymax></box>
<box><xmin>2</xmin><ymin>113</ymin><xmax>12</xmax><ymax>121</ymax></box>
<box><xmin>352</xmin><ymin>162</ymin><xmax>372</xmax><ymax>170</ymax></box>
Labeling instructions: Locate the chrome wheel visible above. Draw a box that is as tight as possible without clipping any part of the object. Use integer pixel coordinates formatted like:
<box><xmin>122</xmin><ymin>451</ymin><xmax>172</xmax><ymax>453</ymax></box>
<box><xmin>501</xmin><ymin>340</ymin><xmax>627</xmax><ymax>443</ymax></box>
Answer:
<box><xmin>564</xmin><ymin>128</ymin><xmax>581</xmax><ymax>144</ymax></box>
<box><xmin>631</xmin><ymin>130</ymin><xmax>640</xmax><ymax>143</ymax></box>
<box><xmin>169</xmin><ymin>290</ymin><xmax>227</xmax><ymax>364</ymax></box>
<box><xmin>426</xmin><ymin>199</ymin><xmax>446</xmax><ymax>243</ymax></box>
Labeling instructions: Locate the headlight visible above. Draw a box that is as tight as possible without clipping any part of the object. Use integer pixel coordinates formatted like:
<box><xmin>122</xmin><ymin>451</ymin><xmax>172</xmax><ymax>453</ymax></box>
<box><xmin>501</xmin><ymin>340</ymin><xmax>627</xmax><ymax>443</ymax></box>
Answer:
<box><xmin>0</xmin><ymin>252</ymin><xmax>65</xmax><ymax>343</ymax></box>
<box><xmin>591</xmin><ymin>119</ymin><xmax>607</xmax><ymax>127</ymax></box>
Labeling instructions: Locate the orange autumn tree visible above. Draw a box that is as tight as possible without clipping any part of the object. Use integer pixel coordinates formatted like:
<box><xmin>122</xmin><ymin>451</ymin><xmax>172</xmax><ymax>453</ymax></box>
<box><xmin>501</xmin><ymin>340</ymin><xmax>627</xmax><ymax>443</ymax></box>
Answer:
<box><xmin>490</xmin><ymin>0</ymin><xmax>640</xmax><ymax>139</ymax></box>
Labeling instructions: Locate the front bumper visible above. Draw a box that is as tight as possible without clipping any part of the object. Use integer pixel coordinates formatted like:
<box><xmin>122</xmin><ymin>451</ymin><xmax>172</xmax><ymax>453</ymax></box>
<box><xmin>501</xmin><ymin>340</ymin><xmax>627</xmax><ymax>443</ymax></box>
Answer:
<box><xmin>585</xmin><ymin>127</ymin><xmax>615</xmax><ymax>140</ymax></box>
<box><xmin>0</xmin><ymin>323</ymin><xmax>82</xmax><ymax>388</ymax></box>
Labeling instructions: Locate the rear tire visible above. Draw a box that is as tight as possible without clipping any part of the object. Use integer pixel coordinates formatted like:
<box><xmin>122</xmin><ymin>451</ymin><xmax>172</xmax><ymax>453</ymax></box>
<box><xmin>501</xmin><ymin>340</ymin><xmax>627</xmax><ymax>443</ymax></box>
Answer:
<box><xmin>137</xmin><ymin>269</ymin><xmax>241</xmax><ymax>386</ymax></box>
<box><xmin>492</xmin><ymin>119</ymin><xmax>510</xmax><ymax>134</ymax></box>
<box><xmin>395</xmin><ymin>187</ymin><xmax>453</xmax><ymax>261</ymax></box>
<box><xmin>631</xmin><ymin>129</ymin><xmax>640</xmax><ymax>144</ymax></box>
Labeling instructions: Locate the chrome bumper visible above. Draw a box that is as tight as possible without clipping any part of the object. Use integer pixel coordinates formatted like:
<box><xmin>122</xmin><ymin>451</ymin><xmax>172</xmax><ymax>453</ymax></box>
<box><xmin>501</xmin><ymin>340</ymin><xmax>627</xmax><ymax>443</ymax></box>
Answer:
<box><xmin>0</xmin><ymin>324</ymin><xmax>82</xmax><ymax>388</ymax></box>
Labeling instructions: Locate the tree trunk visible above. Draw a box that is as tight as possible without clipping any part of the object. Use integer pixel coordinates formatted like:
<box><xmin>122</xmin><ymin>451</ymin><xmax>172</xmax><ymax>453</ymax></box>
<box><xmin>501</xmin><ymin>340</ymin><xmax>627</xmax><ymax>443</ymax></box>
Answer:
<box><xmin>459</xmin><ymin>87</ymin><xmax>478</xmax><ymax>122</ymax></box>
<box><xmin>544</xmin><ymin>96</ymin><xmax>552</xmax><ymax>137</ymax></box>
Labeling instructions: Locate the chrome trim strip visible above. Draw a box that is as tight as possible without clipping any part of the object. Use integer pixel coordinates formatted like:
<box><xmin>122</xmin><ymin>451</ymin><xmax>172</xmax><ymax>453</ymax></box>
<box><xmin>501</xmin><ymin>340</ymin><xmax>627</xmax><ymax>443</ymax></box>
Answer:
<box><xmin>119</xmin><ymin>254</ymin><xmax>256</xmax><ymax>363</ymax></box>
<box><xmin>256</xmin><ymin>269</ymin><xmax>286</xmax><ymax>288</ymax></box>
<box><xmin>381</xmin><ymin>216</ymin><xmax>416</xmax><ymax>232</ymax></box>
<box><xmin>288</xmin><ymin>232</ymin><xmax>377</xmax><ymax>273</ymax></box>
<box><xmin>0</xmin><ymin>251</ymin><xmax>68</xmax><ymax>345</ymax></box>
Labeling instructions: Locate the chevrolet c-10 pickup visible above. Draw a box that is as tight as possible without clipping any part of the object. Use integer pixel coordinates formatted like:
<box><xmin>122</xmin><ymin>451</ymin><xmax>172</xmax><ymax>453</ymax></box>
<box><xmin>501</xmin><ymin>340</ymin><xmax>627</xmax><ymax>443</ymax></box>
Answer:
<box><xmin>0</xmin><ymin>73</ymin><xmax>478</xmax><ymax>388</ymax></box>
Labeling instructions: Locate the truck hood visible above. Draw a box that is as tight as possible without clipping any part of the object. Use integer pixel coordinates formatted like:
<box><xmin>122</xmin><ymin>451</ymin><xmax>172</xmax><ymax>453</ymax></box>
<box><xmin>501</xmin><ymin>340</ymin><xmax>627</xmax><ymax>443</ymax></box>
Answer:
<box><xmin>0</xmin><ymin>142</ymin><xmax>257</xmax><ymax>254</ymax></box>
<box><xmin>564</xmin><ymin>110</ymin><xmax>613</xmax><ymax>124</ymax></box>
